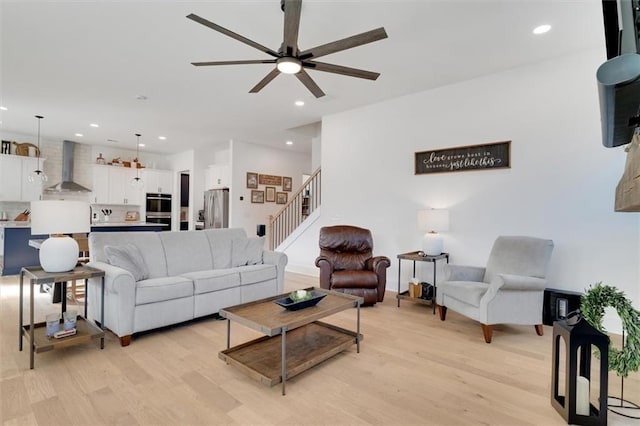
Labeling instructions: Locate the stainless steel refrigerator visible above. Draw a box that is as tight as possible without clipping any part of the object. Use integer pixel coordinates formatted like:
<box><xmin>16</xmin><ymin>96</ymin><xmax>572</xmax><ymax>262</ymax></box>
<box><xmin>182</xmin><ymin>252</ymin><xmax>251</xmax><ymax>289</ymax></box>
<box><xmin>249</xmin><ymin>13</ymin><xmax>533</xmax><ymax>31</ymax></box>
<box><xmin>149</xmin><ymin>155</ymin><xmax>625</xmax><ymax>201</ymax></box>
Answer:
<box><xmin>204</xmin><ymin>188</ymin><xmax>229</xmax><ymax>228</ymax></box>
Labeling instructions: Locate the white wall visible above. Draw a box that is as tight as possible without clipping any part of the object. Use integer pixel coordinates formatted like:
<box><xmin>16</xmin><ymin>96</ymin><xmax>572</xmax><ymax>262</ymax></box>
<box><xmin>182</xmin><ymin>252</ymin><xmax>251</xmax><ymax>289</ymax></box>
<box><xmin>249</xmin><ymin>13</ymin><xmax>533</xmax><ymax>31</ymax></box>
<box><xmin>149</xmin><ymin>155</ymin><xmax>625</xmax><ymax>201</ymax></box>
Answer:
<box><xmin>284</xmin><ymin>48</ymin><xmax>640</xmax><ymax>331</ymax></box>
<box><xmin>230</xmin><ymin>140</ymin><xmax>312</xmax><ymax>237</ymax></box>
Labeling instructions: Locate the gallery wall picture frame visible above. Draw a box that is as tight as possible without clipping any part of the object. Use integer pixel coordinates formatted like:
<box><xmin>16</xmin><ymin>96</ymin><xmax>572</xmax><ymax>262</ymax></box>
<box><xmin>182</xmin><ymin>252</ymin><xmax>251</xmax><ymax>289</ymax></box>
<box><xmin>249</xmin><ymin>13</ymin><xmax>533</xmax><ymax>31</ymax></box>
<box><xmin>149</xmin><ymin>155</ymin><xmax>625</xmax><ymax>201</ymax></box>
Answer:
<box><xmin>259</xmin><ymin>174</ymin><xmax>283</xmax><ymax>186</ymax></box>
<box><xmin>276</xmin><ymin>192</ymin><xmax>288</xmax><ymax>204</ymax></box>
<box><xmin>265</xmin><ymin>186</ymin><xmax>276</xmax><ymax>202</ymax></box>
<box><xmin>282</xmin><ymin>176</ymin><xmax>292</xmax><ymax>192</ymax></box>
<box><xmin>246</xmin><ymin>172</ymin><xmax>258</xmax><ymax>189</ymax></box>
<box><xmin>251</xmin><ymin>190</ymin><xmax>264</xmax><ymax>203</ymax></box>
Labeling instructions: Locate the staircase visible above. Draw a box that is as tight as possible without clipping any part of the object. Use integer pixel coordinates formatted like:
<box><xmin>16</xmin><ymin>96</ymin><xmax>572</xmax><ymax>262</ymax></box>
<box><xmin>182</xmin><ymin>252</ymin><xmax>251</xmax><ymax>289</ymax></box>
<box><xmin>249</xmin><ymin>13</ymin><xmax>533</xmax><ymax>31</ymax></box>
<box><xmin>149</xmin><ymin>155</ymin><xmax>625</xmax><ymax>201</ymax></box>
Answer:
<box><xmin>268</xmin><ymin>168</ymin><xmax>321</xmax><ymax>250</ymax></box>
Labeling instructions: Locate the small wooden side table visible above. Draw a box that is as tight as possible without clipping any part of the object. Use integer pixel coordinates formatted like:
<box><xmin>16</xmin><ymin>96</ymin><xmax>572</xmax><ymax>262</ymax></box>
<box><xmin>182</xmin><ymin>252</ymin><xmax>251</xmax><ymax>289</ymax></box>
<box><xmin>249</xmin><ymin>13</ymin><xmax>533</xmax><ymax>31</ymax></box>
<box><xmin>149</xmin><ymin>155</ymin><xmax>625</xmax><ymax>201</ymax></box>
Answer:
<box><xmin>18</xmin><ymin>265</ymin><xmax>106</xmax><ymax>369</ymax></box>
<box><xmin>396</xmin><ymin>251</ymin><xmax>449</xmax><ymax>314</ymax></box>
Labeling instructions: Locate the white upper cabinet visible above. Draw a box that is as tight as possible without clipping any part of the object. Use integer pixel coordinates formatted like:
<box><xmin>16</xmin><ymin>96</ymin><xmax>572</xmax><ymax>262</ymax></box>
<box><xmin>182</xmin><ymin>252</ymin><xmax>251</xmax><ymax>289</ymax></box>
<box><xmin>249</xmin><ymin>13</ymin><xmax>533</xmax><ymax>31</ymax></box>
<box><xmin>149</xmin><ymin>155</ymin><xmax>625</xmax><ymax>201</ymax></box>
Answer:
<box><xmin>205</xmin><ymin>164</ymin><xmax>230</xmax><ymax>189</ymax></box>
<box><xmin>142</xmin><ymin>169</ymin><xmax>173</xmax><ymax>194</ymax></box>
<box><xmin>92</xmin><ymin>164</ymin><xmax>143</xmax><ymax>205</ymax></box>
<box><xmin>0</xmin><ymin>154</ymin><xmax>45</xmax><ymax>201</ymax></box>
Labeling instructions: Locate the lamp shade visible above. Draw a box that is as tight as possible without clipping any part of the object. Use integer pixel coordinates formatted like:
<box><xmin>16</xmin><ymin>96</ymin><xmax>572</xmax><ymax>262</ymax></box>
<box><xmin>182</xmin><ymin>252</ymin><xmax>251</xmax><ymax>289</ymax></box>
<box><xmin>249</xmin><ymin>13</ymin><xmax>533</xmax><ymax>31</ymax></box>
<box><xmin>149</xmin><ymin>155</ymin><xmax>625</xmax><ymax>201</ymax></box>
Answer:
<box><xmin>30</xmin><ymin>201</ymin><xmax>90</xmax><ymax>272</ymax></box>
<box><xmin>30</xmin><ymin>200</ymin><xmax>90</xmax><ymax>235</ymax></box>
<box><xmin>417</xmin><ymin>209</ymin><xmax>449</xmax><ymax>232</ymax></box>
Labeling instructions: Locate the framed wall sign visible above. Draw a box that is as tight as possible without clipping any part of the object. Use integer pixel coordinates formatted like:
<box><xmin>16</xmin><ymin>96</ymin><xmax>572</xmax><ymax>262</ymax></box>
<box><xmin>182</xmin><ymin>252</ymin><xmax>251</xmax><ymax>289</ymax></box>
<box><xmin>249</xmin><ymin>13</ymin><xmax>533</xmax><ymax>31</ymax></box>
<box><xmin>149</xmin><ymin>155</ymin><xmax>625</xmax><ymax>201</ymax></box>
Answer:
<box><xmin>415</xmin><ymin>141</ymin><xmax>511</xmax><ymax>175</ymax></box>
<box><xmin>265</xmin><ymin>186</ymin><xmax>276</xmax><ymax>202</ymax></box>
<box><xmin>246</xmin><ymin>172</ymin><xmax>258</xmax><ymax>189</ymax></box>
<box><xmin>1</xmin><ymin>140</ymin><xmax>10</xmax><ymax>155</ymax></box>
<box><xmin>259</xmin><ymin>174</ymin><xmax>283</xmax><ymax>186</ymax></box>
<box><xmin>251</xmin><ymin>190</ymin><xmax>264</xmax><ymax>203</ymax></box>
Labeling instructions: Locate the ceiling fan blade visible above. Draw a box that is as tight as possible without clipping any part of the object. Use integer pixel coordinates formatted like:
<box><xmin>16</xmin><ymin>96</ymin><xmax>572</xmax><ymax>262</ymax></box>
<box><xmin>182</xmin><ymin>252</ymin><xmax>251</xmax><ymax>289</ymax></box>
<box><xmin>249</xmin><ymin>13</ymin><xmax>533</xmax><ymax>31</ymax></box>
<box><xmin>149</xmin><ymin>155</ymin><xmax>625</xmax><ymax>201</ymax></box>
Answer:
<box><xmin>249</xmin><ymin>68</ymin><xmax>281</xmax><ymax>93</ymax></box>
<box><xmin>298</xmin><ymin>27</ymin><xmax>388</xmax><ymax>60</ymax></box>
<box><xmin>302</xmin><ymin>60</ymin><xmax>380</xmax><ymax>80</ymax></box>
<box><xmin>282</xmin><ymin>0</ymin><xmax>302</xmax><ymax>55</ymax></box>
<box><xmin>192</xmin><ymin>59</ymin><xmax>277</xmax><ymax>67</ymax></box>
<box><xmin>187</xmin><ymin>13</ymin><xmax>280</xmax><ymax>58</ymax></box>
<box><xmin>295</xmin><ymin>70</ymin><xmax>325</xmax><ymax>98</ymax></box>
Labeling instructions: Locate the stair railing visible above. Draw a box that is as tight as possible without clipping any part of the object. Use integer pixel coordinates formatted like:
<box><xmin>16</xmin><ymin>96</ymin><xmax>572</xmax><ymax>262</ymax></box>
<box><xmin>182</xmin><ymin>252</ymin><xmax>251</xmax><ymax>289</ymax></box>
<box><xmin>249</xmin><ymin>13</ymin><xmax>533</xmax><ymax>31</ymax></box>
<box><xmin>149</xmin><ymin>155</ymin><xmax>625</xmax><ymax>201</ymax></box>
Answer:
<box><xmin>268</xmin><ymin>167</ymin><xmax>321</xmax><ymax>250</ymax></box>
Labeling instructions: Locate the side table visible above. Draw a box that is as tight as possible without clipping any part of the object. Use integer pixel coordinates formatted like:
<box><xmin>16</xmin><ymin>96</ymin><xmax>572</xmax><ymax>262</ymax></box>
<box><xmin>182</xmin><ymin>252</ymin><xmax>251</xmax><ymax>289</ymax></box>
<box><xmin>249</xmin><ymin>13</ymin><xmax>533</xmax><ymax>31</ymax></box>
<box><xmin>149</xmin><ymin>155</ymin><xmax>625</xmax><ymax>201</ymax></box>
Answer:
<box><xmin>396</xmin><ymin>251</ymin><xmax>449</xmax><ymax>314</ymax></box>
<box><xmin>18</xmin><ymin>265</ymin><xmax>106</xmax><ymax>369</ymax></box>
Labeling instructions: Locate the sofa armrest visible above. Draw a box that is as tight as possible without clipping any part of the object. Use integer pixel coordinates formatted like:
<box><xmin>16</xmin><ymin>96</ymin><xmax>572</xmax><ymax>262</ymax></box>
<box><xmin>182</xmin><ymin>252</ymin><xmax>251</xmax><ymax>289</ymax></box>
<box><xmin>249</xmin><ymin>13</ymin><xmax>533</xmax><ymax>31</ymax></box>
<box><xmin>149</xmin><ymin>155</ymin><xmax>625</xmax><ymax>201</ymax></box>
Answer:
<box><xmin>315</xmin><ymin>256</ymin><xmax>334</xmax><ymax>290</ymax></box>
<box><xmin>445</xmin><ymin>265</ymin><xmax>486</xmax><ymax>282</ymax></box>
<box><xmin>86</xmin><ymin>260</ymin><xmax>136</xmax><ymax>337</ymax></box>
<box><xmin>263</xmin><ymin>250</ymin><xmax>288</xmax><ymax>293</ymax></box>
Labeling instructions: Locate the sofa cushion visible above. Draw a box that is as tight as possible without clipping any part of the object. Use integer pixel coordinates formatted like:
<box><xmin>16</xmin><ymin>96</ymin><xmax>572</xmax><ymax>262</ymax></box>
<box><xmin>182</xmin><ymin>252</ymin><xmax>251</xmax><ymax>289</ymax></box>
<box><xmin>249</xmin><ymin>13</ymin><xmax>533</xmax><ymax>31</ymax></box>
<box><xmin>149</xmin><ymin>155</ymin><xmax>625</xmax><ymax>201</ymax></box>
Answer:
<box><xmin>331</xmin><ymin>270</ymin><xmax>379</xmax><ymax>289</ymax></box>
<box><xmin>90</xmin><ymin>231</ymin><xmax>168</xmax><ymax>279</ymax></box>
<box><xmin>441</xmin><ymin>281</ymin><xmax>489</xmax><ymax>307</ymax></box>
<box><xmin>181</xmin><ymin>269</ymin><xmax>241</xmax><ymax>294</ymax></box>
<box><xmin>104</xmin><ymin>243</ymin><xmax>149</xmax><ymax>281</ymax></box>
<box><xmin>135</xmin><ymin>276</ymin><xmax>194</xmax><ymax>305</ymax></box>
<box><xmin>237</xmin><ymin>264</ymin><xmax>277</xmax><ymax>285</ymax></box>
<box><xmin>159</xmin><ymin>231</ymin><xmax>214</xmax><ymax>276</ymax></box>
<box><xmin>232</xmin><ymin>237</ymin><xmax>265</xmax><ymax>267</ymax></box>
<box><xmin>203</xmin><ymin>228</ymin><xmax>247</xmax><ymax>269</ymax></box>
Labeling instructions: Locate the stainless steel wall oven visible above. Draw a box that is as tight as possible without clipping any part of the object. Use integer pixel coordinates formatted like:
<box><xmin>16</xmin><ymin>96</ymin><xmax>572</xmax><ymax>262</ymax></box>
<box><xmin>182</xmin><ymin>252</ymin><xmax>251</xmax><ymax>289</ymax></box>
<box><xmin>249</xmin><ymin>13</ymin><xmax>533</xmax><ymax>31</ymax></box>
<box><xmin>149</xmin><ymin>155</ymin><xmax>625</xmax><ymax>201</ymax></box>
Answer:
<box><xmin>146</xmin><ymin>193</ymin><xmax>172</xmax><ymax>231</ymax></box>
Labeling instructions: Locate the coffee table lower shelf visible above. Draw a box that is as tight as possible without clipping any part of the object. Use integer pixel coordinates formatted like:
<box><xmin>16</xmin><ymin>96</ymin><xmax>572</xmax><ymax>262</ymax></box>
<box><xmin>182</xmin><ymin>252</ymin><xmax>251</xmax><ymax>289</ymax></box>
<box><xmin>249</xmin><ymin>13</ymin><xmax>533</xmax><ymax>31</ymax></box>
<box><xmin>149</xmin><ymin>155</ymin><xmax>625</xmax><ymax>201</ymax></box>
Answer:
<box><xmin>219</xmin><ymin>321</ymin><xmax>361</xmax><ymax>387</ymax></box>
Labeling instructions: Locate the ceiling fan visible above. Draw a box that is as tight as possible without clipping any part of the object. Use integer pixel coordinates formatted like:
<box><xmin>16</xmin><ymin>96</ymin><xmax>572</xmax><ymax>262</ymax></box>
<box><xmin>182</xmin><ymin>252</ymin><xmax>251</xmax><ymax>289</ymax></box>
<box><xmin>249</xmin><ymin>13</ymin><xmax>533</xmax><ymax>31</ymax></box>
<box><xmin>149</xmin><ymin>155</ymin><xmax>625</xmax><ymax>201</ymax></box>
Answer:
<box><xmin>187</xmin><ymin>0</ymin><xmax>388</xmax><ymax>98</ymax></box>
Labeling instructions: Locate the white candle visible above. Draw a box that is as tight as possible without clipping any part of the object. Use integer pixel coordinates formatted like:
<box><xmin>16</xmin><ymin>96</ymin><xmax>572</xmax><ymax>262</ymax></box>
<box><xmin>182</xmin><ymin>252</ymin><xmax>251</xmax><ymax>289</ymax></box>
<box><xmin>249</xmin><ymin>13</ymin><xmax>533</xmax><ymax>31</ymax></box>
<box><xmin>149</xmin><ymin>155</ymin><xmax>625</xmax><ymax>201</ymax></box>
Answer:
<box><xmin>576</xmin><ymin>376</ymin><xmax>590</xmax><ymax>416</ymax></box>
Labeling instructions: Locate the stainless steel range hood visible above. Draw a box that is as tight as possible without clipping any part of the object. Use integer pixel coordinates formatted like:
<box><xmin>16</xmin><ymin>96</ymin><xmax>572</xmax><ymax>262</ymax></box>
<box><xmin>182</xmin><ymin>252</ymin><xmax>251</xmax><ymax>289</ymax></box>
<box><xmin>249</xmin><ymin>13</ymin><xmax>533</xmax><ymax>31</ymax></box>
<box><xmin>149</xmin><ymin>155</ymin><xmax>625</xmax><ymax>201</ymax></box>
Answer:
<box><xmin>45</xmin><ymin>140</ymin><xmax>92</xmax><ymax>193</ymax></box>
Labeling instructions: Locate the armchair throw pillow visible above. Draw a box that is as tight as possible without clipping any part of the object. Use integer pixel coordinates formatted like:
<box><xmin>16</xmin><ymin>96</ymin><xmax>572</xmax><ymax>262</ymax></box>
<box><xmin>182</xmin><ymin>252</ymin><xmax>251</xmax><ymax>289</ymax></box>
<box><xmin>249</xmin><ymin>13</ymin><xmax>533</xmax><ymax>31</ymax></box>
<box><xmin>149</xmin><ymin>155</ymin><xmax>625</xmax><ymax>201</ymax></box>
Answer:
<box><xmin>104</xmin><ymin>243</ymin><xmax>149</xmax><ymax>281</ymax></box>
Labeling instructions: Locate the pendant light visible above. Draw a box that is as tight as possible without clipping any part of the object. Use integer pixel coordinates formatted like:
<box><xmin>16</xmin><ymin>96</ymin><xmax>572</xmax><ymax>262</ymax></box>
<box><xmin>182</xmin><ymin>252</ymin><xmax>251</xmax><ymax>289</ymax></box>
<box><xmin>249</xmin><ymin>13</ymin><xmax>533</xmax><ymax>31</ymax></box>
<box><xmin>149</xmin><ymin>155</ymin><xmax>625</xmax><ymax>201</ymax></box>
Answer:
<box><xmin>28</xmin><ymin>115</ymin><xmax>48</xmax><ymax>184</ymax></box>
<box><xmin>130</xmin><ymin>133</ymin><xmax>144</xmax><ymax>188</ymax></box>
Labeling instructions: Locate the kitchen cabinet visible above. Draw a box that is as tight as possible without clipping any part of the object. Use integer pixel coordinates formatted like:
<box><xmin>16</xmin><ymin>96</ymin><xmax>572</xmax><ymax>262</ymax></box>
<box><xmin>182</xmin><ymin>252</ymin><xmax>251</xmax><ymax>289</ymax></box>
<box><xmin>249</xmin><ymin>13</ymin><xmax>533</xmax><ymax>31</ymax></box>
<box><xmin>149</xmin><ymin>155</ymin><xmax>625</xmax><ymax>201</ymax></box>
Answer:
<box><xmin>142</xmin><ymin>169</ymin><xmax>173</xmax><ymax>194</ymax></box>
<box><xmin>92</xmin><ymin>165</ymin><xmax>143</xmax><ymax>205</ymax></box>
<box><xmin>0</xmin><ymin>154</ymin><xmax>45</xmax><ymax>201</ymax></box>
<box><xmin>205</xmin><ymin>164</ymin><xmax>230</xmax><ymax>189</ymax></box>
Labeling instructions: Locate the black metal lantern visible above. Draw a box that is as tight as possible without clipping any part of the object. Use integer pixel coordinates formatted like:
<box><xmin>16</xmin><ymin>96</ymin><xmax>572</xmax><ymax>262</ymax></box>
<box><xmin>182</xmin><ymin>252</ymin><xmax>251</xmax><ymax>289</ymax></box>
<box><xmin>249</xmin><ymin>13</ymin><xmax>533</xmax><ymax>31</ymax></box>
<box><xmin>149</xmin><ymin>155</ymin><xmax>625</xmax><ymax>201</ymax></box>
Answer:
<box><xmin>551</xmin><ymin>313</ymin><xmax>609</xmax><ymax>425</ymax></box>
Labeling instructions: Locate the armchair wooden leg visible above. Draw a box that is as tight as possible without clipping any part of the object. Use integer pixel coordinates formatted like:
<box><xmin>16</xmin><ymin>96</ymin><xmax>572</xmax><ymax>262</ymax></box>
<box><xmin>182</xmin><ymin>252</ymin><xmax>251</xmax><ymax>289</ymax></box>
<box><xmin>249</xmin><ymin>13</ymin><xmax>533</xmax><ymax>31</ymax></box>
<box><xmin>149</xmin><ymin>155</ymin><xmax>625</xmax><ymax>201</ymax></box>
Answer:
<box><xmin>437</xmin><ymin>305</ymin><xmax>447</xmax><ymax>321</ymax></box>
<box><xmin>534</xmin><ymin>324</ymin><xmax>544</xmax><ymax>336</ymax></box>
<box><xmin>481</xmin><ymin>324</ymin><xmax>493</xmax><ymax>343</ymax></box>
<box><xmin>120</xmin><ymin>335</ymin><xmax>132</xmax><ymax>347</ymax></box>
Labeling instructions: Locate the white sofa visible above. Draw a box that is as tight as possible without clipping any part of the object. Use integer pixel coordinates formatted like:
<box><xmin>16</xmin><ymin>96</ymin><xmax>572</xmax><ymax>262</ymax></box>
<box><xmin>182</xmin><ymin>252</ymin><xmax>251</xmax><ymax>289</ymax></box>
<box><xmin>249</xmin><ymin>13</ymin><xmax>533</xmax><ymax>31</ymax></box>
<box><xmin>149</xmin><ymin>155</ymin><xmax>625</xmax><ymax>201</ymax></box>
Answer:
<box><xmin>86</xmin><ymin>228</ymin><xmax>287</xmax><ymax>346</ymax></box>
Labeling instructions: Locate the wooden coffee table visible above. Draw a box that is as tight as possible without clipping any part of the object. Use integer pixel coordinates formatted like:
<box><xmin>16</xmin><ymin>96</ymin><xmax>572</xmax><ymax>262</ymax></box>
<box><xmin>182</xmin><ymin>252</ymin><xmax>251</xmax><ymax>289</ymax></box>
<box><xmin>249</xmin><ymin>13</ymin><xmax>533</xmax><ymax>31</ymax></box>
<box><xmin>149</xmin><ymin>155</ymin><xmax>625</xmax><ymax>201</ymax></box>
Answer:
<box><xmin>219</xmin><ymin>287</ymin><xmax>363</xmax><ymax>395</ymax></box>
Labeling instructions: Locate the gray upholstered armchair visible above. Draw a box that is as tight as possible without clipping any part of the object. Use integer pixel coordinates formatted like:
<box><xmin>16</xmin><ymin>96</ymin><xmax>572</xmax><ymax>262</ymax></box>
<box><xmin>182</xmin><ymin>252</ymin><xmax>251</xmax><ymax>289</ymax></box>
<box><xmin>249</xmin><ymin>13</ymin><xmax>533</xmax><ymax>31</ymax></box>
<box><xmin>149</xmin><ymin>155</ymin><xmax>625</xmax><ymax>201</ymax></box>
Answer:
<box><xmin>436</xmin><ymin>236</ymin><xmax>554</xmax><ymax>343</ymax></box>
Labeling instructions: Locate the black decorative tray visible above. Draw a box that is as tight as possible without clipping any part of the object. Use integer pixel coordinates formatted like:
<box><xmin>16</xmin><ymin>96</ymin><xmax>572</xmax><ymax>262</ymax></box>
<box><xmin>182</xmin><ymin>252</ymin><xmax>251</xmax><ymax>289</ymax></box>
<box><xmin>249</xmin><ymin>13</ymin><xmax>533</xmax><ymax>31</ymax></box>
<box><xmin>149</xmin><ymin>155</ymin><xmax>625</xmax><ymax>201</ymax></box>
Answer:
<box><xmin>274</xmin><ymin>291</ymin><xmax>327</xmax><ymax>311</ymax></box>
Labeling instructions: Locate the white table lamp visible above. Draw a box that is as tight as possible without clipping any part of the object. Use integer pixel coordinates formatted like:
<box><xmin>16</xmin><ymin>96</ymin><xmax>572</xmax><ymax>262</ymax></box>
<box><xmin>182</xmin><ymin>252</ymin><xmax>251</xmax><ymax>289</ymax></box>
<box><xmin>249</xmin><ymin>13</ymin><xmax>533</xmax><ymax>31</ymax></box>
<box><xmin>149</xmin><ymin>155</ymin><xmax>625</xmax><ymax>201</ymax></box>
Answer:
<box><xmin>30</xmin><ymin>200</ymin><xmax>90</xmax><ymax>272</ymax></box>
<box><xmin>417</xmin><ymin>209</ymin><xmax>449</xmax><ymax>256</ymax></box>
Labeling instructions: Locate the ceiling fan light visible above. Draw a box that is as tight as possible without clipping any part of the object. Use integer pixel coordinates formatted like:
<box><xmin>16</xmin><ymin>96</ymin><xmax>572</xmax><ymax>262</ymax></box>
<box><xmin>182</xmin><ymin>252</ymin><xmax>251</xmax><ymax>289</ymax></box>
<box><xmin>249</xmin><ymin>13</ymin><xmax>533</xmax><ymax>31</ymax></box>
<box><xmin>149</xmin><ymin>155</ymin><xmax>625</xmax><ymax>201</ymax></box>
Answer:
<box><xmin>277</xmin><ymin>57</ymin><xmax>302</xmax><ymax>74</ymax></box>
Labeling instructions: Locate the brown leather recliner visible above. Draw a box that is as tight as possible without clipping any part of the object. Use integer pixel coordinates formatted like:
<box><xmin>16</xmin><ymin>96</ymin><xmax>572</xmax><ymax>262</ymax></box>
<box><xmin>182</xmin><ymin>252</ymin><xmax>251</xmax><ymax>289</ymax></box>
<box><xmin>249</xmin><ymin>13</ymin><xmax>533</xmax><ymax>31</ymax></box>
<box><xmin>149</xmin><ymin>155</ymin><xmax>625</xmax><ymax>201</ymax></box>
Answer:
<box><xmin>315</xmin><ymin>225</ymin><xmax>390</xmax><ymax>305</ymax></box>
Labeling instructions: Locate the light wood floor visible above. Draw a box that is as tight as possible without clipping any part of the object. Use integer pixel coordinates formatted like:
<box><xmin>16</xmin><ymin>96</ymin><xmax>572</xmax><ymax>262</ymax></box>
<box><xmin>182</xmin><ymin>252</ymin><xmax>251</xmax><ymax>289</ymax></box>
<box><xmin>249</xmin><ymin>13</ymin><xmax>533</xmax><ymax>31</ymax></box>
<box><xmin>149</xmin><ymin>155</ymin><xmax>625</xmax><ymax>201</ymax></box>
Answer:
<box><xmin>1</xmin><ymin>272</ymin><xmax>638</xmax><ymax>425</ymax></box>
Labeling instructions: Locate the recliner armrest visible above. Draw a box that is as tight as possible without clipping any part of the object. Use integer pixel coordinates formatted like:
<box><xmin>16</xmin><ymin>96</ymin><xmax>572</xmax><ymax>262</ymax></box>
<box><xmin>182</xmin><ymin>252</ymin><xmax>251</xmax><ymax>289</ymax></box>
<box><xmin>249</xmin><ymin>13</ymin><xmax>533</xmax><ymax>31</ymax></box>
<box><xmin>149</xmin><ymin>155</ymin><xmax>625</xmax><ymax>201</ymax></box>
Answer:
<box><xmin>494</xmin><ymin>274</ymin><xmax>547</xmax><ymax>291</ymax></box>
<box><xmin>365</xmin><ymin>256</ymin><xmax>391</xmax><ymax>273</ymax></box>
<box><xmin>445</xmin><ymin>265</ymin><xmax>486</xmax><ymax>282</ymax></box>
<box><xmin>315</xmin><ymin>256</ymin><xmax>334</xmax><ymax>290</ymax></box>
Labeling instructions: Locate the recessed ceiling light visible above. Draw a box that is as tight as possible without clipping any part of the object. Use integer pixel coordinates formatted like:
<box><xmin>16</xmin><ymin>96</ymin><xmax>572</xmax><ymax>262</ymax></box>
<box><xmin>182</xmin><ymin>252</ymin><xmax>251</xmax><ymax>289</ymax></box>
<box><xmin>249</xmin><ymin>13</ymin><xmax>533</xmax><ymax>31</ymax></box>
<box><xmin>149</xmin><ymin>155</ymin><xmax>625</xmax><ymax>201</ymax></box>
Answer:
<box><xmin>138</xmin><ymin>143</ymin><xmax>145</xmax><ymax>147</ymax></box>
<box><xmin>533</xmin><ymin>24</ymin><xmax>551</xmax><ymax>35</ymax></box>
<box><xmin>158</xmin><ymin>136</ymin><xmax>167</xmax><ymax>140</ymax></box>
<box><xmin>295</xmin><ymin>100</ymin><xmax>304</xmax><ymax>106</ymax></box>
<box><xmin>0</xmin><ymin>106</ymin><xmax>7</xmax><ymax>111</ymax></box>
<box><xmin>90</xmin><ymin>123</ymin><xmax>99</xmax><ymax>128</ymax></box>
<box><xmin>75</xmin><ymin>133</ymin><xmax>83</xmax><ymax>137</ymax></box>
<box><xmin>286</xmin><ymin>141</ymin><xmax>293</xmax><ymax>145</ymax></box>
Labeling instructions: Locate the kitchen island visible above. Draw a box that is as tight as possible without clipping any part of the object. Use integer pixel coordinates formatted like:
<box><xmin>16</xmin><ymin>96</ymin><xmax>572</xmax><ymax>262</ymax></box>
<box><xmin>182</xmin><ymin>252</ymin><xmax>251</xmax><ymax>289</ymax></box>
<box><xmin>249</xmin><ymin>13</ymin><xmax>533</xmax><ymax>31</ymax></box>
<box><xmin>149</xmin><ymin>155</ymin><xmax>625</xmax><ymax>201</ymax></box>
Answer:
<box><xmin>0</xmin><ymin>222</ymin><xmax>167</xmax><ymax>276</ymax></box>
